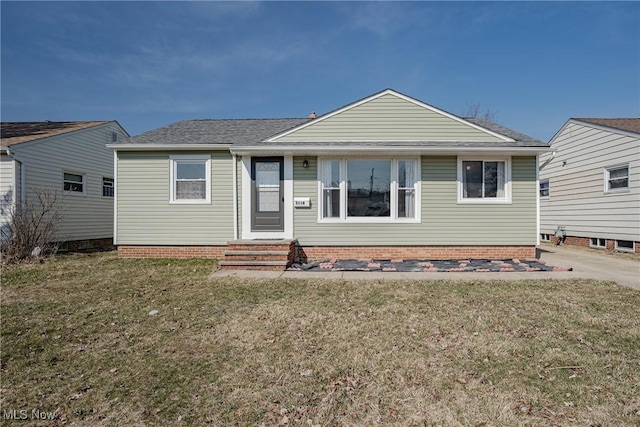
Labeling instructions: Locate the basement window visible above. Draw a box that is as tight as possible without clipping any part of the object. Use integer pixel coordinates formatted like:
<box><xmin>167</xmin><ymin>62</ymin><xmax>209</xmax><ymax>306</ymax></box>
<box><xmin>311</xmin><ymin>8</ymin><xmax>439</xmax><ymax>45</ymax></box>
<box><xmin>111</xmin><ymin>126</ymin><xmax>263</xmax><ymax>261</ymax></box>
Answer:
<box><xmin>540</xmin><ymin>233</ymin><xmax>550</xmax><ymax>242</ymax></box>
<box><xmin>590</xmin><ymin>238</ymin><xmax>606</xmax><ymax>249</ymax></box>
<box><xmin>615</xmin><ymin>240</ymin><xmax>635</xmax><ymax>253</ymax></box>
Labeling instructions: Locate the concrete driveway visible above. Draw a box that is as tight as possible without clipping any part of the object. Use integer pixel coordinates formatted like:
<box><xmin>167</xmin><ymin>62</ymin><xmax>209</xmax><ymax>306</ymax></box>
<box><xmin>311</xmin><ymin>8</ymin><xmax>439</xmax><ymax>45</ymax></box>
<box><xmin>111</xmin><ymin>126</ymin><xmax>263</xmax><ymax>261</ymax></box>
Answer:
<box><xmin>212</xmin><ymin>244</ymin><xmax>640</xmax><ymax>290</ymax></box>
<box><xmin>537</xmin><ymin>244</ymin><xmax>639</xmax><ymax>290</ymax></box>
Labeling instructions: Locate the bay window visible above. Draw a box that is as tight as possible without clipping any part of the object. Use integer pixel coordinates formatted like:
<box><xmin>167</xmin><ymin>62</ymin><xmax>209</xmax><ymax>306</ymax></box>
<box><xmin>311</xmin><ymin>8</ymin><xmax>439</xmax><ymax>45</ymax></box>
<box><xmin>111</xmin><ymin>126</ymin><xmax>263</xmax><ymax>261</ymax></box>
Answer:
<box><xmin>319</xmin><ymin>158</ymin><xmax>419</xmax><ymax>222</ymax></box>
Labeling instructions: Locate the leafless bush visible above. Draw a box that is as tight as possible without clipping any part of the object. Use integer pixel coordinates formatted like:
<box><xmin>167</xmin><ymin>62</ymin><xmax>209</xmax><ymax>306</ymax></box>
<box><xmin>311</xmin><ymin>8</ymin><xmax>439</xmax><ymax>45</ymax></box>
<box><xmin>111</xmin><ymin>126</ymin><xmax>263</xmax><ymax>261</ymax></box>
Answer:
<box><xmin>1</xmin><ymin>188</ymin><xmax>63</xmax><ymax>263</ymax></box>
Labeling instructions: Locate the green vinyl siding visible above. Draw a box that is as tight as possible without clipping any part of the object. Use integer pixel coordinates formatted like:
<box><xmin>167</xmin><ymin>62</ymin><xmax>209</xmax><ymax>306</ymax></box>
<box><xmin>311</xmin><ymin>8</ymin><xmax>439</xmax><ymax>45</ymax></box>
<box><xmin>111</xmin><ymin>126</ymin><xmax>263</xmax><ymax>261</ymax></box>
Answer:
<box><xmin>117</xmin><ymin>151</ymin><xmax>234</xmax><ymax>245</ymax></box>
<box><xmin>277</xmin><ymin>94</ymin><xmax>505</xmax><ymax>143</ymax></box>
<box><xmin>293</xmin><ymin>156</ymin><xmax>537</xmax><ymax>246</ymax></box>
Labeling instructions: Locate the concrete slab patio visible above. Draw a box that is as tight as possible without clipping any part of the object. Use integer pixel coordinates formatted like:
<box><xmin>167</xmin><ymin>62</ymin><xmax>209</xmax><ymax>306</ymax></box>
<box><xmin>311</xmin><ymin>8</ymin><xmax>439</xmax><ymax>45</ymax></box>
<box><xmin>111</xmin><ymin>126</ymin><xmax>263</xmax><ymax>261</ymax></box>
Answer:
<box><xmin>211</xmin><ymin>244</ymin><xmax>640</xmax><ymax>290</ymax></box>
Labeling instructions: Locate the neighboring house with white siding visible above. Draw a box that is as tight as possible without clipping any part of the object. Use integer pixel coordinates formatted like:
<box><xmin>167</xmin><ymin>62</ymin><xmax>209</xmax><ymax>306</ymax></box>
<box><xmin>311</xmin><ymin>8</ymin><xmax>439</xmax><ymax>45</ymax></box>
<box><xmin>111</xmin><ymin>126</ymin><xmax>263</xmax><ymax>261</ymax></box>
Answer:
<box><xmin>109</xmin><ymin>89</ymin><xmax>550</xmax><ymax>269</ymax></box>
<box><xmin>1</xmin><ymin>121</ymin><xmax>129</xmax><ymax>249</ymax></box>
<box><xmin>539</xmin><ymin>118</ymin><xmax>640</xmax><ymax>253</ymax></box>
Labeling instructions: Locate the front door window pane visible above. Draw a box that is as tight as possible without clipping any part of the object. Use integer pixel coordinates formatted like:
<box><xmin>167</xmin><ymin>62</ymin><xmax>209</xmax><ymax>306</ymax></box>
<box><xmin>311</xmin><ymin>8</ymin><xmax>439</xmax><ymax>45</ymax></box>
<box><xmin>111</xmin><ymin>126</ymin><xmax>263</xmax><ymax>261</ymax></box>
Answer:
<box><xmin>256</xmin><ymin>161</ymin><xmax>280</xmax><ymax>212</ymax></box>
<box><xmin>347</xmin><ymin>160</ymin><xmax>391</xmax><ymax>217</ymax></box>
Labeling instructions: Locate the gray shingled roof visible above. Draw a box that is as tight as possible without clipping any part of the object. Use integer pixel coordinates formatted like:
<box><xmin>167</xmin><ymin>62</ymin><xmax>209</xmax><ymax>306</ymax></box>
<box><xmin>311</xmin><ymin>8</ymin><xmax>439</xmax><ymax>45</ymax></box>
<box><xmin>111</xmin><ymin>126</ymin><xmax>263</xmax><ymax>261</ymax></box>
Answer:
<box><xmin>464</xmin><ymin>118</ymin><xmax>546</xmax><ymax>146</ymax></box>
<box><xmin>116</xmin><ymin>118</ymin><xmax>310</xmax><ymax>146</ymax></box>
<box><xmin>115</xmin><ymin>116</ymin><xmax>546</xmax><ymax>148</ymax></box>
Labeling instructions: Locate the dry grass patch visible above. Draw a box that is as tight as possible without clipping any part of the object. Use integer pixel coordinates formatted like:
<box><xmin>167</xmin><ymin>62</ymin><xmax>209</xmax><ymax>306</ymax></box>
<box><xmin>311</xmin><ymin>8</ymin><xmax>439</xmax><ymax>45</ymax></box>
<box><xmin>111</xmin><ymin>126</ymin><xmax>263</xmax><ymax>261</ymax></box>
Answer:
<box><xmin>1</xmin><ymin>251</ymin><xmax>639</xmax><ymax>426</ymax></box>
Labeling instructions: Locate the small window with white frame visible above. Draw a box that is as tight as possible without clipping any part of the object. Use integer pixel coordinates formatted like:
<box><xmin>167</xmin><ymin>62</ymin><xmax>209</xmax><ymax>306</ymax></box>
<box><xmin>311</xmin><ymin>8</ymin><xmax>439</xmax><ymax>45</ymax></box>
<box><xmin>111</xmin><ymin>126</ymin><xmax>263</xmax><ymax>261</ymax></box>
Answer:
<box><xmin>103</xmin><ymin>177</ymin><xmax>114</xmax><ymax>197</ymax></box>
<box><xmin>169</xmin><ymin>155</ymin><xmax>211</xmax><ymax>204</ymax></box>
<box><xmin>539</xmin><ymin>179</ymin><xmax>549</xmax><ymax>198</ymax></box>
<box><xmin>590</xmin><ymin>237</ymin><xmax>606</xmax><ymax>249</ymax></box>
<box><xmin>615</xmin><ymin>240</ymin><xmax>635</xmax><ymax>253</ymax></box>
<box><xmin>63</xmin><ymin>172</ymin><xmax>85</xmax><ymax>194</ymax></box>
<box><xmin>458</xmin><ymin>158</ymin><xmax>511</xmax><ymax>203</ymax></box>
<box><xmin>605</xmin><ymin>165</ymin><xmax>629</xmax><ymax>193</ymax></box>
<box><xmin>540</xmin><ymin>233</ymin><xmax>550</xmax><ymax>242</ymax></box>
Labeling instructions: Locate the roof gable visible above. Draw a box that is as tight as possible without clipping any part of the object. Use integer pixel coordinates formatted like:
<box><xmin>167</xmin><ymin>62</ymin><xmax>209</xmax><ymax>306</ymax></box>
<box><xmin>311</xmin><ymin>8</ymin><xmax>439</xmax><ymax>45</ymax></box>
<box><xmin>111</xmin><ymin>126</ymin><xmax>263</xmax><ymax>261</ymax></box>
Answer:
<box><xmin>267</xmin><ymin>89</ymin><xmax>514</xmax><ymax>143</ymax></box>
<box><xmin>0</xmin><ymin>121</ymin><xmax>111</xmax><ymax>147</ymax></box>
<box><xmin>572</xmin><ymin>118</ymin><xmax>640</xmax><ymax>136</ymax></box>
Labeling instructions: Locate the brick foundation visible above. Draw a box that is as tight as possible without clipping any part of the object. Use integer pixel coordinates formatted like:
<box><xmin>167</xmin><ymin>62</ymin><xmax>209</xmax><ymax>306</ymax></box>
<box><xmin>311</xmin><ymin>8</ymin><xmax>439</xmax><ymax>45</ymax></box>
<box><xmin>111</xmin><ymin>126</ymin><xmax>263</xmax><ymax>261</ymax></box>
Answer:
<box><xmin>118</xmin><ymin>245</ymin><xmax>225</xmax><ymax>259</ymax></box>
<box><xmin>550</xmin><ymin>235</ymin><xmax>639</xmax><ymax>254</ymax></box>
<box><xmin>117</xmin><ymin>244</ymin><xmax>537</xmax><ymax>261</ymax></box>
<box><xmin>297</xmin><ymin>245</ymin><xmax>536</xmax><ymax>261</ymax></box>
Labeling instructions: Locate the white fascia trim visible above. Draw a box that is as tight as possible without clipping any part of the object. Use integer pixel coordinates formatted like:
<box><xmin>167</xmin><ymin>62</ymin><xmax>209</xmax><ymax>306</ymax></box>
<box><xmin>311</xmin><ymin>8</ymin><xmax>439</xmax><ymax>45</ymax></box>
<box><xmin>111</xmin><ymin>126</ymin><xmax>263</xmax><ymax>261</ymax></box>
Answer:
<box><xmin>240</xmin><ymin>156</ymin><xmax>294</xmax><ymax>240</ymax></box>
<box><xmin>231</xmin><ymin>146</ymin><xmax>551</xmax><ymax>156</ymax></box>
<box><xmin>108</xmin><ymin>144</ymin><xmax>232</xmax><ymax>151</ymax></box>
<box><xmin>266</xmin><ymin>89</ymin><xmax>515</xmax><ymax>143</ymax></box>
<box><xmin>569</xmin><ymin>119</ymin><xmax>640</xmax><ymax>139</ymax></box>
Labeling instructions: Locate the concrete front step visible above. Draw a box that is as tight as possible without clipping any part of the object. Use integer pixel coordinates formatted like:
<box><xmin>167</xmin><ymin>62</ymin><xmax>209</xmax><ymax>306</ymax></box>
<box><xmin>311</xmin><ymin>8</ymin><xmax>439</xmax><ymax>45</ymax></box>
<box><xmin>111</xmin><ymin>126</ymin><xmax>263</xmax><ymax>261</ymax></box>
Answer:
<box><xmin>218</xmin><ymin>260</ymin><xmax>290</xmax><ymax>271</ymax></box>
<box><xmin>221</xmin><ymin>239</ymin><xmax>297</xmax><ymax>270</ymax></box>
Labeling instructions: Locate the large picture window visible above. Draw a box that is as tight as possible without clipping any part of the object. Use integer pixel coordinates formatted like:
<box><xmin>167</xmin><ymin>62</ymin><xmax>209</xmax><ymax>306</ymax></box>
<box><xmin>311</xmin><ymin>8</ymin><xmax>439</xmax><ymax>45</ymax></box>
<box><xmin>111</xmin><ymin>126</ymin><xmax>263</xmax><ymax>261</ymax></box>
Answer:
<box><xmin>170</xmin><ymin>155</ymin><xmax>211</xmax><ymax>204</ymax></box>
<box><xmin>319</xmin><ymin>158</ymin><xmax>419</xmax><ymax>222</ymax></box>
<box><xmin>458</xmin><ymin>158</ymin><xmax>511</xmax><ymax>203</ymax></box>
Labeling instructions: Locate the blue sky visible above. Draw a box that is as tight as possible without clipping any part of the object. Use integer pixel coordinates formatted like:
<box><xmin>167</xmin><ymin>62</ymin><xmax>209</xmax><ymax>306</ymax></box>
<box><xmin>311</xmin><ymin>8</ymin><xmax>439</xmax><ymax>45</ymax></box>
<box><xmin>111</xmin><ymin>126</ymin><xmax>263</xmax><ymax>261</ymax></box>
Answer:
<box><xmin>1</xmin><ymin>1</ymin><xmax>638</xmax><ymax>141</ymax></box>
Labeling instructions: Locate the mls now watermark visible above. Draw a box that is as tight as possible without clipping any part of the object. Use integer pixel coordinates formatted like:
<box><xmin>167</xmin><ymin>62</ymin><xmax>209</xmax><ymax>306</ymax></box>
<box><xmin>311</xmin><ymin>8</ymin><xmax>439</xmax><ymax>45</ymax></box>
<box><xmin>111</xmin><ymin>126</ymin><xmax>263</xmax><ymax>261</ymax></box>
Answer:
<box><xmin>4</xmin><ymin>409</ymin><xmax>58</xmax><ymax>421</ymax></box>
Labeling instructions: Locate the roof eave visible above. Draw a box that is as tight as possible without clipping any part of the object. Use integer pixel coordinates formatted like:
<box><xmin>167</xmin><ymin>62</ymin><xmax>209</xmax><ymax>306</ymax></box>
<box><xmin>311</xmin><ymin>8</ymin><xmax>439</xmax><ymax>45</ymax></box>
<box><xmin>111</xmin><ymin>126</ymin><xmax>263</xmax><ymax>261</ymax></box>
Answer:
<box><xmin>230</xmin><ymin>145</ymin><xmax>551</xmax><ymax>156</ymax></box>
<box><xmin>108</xmin><ymin>143</ymin><xmax>233</xmax><ymax>151</ymax></box>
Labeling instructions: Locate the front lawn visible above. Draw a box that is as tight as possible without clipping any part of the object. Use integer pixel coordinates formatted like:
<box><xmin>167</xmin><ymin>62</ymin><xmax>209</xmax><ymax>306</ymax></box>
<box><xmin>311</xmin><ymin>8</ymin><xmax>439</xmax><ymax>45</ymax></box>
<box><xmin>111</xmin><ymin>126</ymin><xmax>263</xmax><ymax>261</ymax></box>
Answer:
<box><xmin>1</xmin><ymin>252</ymin><xmax>639</xmax><ymax>426</ymax></box>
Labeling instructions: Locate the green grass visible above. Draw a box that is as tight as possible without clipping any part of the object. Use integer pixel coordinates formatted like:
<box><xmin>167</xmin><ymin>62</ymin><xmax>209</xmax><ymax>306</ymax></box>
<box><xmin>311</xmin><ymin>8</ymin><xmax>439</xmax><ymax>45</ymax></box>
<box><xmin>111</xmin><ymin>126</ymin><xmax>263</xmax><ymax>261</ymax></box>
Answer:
<box><xmin>1</xmin><ymin>251</ymin><xmax>639</xmax><ymax>426</ymax></box>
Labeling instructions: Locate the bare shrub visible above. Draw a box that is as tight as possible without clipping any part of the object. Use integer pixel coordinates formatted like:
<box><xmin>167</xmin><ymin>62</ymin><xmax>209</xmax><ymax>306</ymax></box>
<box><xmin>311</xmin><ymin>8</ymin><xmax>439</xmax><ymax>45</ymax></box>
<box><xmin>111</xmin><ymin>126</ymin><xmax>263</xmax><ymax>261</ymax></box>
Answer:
<box><xmin>1</xmin><ymin>188</ymin><xmax>63</xmax><ymax>263</ymax></box>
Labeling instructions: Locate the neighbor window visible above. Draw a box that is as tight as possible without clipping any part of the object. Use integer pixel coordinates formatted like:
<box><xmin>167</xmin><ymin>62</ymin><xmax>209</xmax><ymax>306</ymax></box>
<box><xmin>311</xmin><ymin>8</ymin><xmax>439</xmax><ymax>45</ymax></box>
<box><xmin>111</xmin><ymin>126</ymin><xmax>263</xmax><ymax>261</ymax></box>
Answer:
<box><xmin>605</xmin><ymin>165</ymin><xmax>629</xmax><ymax>193</ymax></box>
<box><xmin>458</xmin><ymin>158</ymin><xmax>510</xmax><ymax>202</ymax></box>
<box><xmin>170</xmin><ymin>155</ymin><xmax>211</xmax><ymax>203</ymax></box>
<box><xmin>319</xmin><ymin>158</ymin><xmax>419</xmax><ymax>221</ymax></box>
<box><xmin>111</xmin><ymin>132</ymin><xmax>119</xmax><ymax>143</ymax></box>
<box><xmin>590</xmin><ymin>238</ymin><xmax>606</xmax><ymax>249</ymax></box>
<box><xmin>539</xmin><ymin>179</ymin><xmax>550</xmax><ymax>198</ymax></box>
<box><xmin>540</xmin><ymin>233</ymin><xmax>550</xmax><ymax>242</ymax></box>
<box><xmin>615</xmin><ymin>240</ymin><xmax>635</xmax><ymax>253</ymax></box>
<box><xmin>63</xmin><ymin>172</ymin><xmax>85</xmax><ymax>194</ymax></box>
<box><xmin>102</xmin><ymin>177</ymin><xmax>114</xmax><ymax>197</ymax></box>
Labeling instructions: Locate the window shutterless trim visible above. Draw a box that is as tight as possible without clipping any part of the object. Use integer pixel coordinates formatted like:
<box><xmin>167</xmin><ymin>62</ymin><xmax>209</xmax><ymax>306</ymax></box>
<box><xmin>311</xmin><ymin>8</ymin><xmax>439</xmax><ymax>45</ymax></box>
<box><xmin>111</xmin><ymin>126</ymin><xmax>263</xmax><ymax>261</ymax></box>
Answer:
<box><xmin>457</xmin><ymin>157</ymin><xmax>512</xmax><ymax>204</ymax></box>
<box><xmin>317</xmin><ymin>157</ymin><xmax>421</xmax><ymax>223</ymax></box>
<box><xmin>169</xmin><ymin>154</ymin><xmax>211</xmax><ymax>204</ymax></box>
<box><xmin>604</xmin><ymin>164</ymin><xmax>629</xmax><ymax>194</ymax></box>
<box><xmin>63</xmin><ymin>171</ymin><xmax>86</xmax><ymax>196</ymax></box>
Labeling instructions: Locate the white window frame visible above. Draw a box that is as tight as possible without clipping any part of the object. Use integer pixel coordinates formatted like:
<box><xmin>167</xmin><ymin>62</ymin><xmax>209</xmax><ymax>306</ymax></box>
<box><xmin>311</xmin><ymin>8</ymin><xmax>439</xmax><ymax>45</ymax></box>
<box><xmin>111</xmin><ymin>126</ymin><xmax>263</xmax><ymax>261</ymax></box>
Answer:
<box><xmin>539</xmin><ymin>179</ymin><xmax>550</xmax><ymax>198</ymax></box>
<box><xmin>589</xmin><ymin>237</ymin><xmax>606</xmax><ymax>249</ymax></box>
<box><xmin>169</xmin><ymin>154</ymin><xmax>211</xmax><ymax>204</ymax></box>
<box><xmin>457</xmin><ymin>157</ymin><xmax>512</xmax><ymax>204</ymax></box>
<box><xmin>604</xmin><ymin>164</ymin><xmax>629</xmax><ymax>194</ymax></box>
<box><xmin>63</xmin><ymin>171</ymin><xmax>86</xmax><ymax>196</ymax></box>
<box><xmin>102</xmin><ymin>177</ymin><xmax>114</xmax><ymax>197</ymax></box>
<box><xmin>540</xmin><ymin>233</ymin><xmax>550</xmax><ymax>242</ymax></box>
<box><xmin>317</xmin><ymin>157</ymin><xmax>421</xmax><ymax>223</ymax></box>
<box><xmin>615</xmin><ymin>240</ymin><xmax>635</xmax><ymax>253</ymax></box>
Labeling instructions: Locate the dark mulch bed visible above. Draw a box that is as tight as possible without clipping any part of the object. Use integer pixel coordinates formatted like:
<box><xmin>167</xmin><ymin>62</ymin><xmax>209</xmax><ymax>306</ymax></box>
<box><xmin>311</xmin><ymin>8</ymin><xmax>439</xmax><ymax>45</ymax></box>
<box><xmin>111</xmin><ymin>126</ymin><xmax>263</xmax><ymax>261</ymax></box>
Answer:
<box><xmin>288</xmin><ymin>258</ymin><xmax>572</xmax><ymax>272</ymax></box>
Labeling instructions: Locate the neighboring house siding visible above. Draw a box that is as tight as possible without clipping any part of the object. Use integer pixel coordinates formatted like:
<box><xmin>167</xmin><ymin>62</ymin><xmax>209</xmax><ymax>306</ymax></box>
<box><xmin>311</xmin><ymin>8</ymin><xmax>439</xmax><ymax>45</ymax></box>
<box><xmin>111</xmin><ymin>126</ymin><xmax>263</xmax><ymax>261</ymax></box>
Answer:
<box><xmin>0</xmin><ymin>154</ymin><xmax>15</xmax><ymax>228</ymax></box>
<box><xmin>276</xmin><ymin>94</ymin><xmax>505</xmax><ymax>143</ymax></box>
<box><xmin>6</xmin><ymin>123</ymin><xmax>124</xmax><ymax>242</ymax></box>
<box><xmin>116</xmin><ymin>151</ymin><xmax>234</xmax><ymax>245</ymax></box>
<box><xmin>540</xmin><ymin>122</ymin><xmax>640</xmax><ymax>242</ymax></box>
<box><xmin>293</xmin><ymin>155</ymin><xmax>537</xmax><ymax>246</ymax></box>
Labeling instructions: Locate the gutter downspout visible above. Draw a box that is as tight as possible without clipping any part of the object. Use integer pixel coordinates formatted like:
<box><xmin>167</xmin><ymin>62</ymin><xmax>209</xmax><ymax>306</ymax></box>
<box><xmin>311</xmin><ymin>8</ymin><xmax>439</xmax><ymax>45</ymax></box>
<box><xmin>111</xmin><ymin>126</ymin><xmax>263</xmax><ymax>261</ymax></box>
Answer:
<box><xmin>539</xmin><ymin>150</ymin><xmax>556</xmax><ymax>170</ymax></box>
<box><xmin>232</xmin><ymin>153</ymin><xmax>238</xmax><ymax>240</ymax></box>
